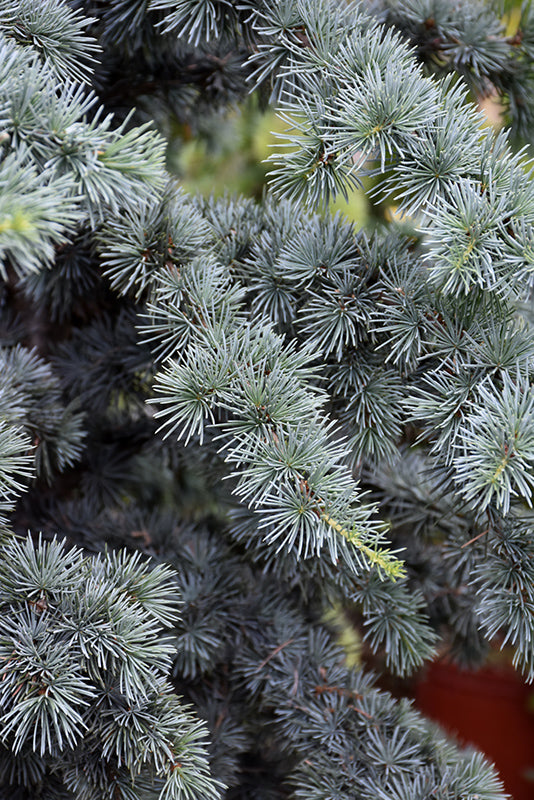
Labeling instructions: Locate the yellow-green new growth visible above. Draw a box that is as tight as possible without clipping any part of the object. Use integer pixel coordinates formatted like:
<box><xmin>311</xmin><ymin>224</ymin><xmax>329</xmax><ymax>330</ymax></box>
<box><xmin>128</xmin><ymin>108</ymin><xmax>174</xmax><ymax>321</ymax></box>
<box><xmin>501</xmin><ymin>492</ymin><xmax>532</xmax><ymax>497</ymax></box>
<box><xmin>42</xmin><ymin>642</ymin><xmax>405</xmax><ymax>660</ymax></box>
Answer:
<box><xmin>320</xmin><ymin>511</ymin><xmax>405</xmax><ymax>580</ymax></box>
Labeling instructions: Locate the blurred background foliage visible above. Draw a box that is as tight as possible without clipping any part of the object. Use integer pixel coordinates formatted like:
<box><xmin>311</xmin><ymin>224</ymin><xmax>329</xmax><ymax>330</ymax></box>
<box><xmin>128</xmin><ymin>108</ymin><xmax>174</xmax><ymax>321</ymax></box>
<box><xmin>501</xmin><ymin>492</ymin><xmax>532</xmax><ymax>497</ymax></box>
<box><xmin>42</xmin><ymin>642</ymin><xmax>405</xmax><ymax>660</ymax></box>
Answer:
<box><xmin>167</xmin><ymin>95</ymin><xmax>371</xmax><ymax>223</ymax></box>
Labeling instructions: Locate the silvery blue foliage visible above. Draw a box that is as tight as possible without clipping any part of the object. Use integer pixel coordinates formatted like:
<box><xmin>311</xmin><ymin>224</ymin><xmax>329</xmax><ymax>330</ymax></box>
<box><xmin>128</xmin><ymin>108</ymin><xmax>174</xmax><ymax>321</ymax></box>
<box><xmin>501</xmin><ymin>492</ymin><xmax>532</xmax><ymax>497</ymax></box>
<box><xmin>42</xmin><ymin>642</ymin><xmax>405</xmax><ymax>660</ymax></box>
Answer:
<box><xmin>2</xmin><ymin>0</ymin><xmax>533</xmax><ymax>797</ymax></box>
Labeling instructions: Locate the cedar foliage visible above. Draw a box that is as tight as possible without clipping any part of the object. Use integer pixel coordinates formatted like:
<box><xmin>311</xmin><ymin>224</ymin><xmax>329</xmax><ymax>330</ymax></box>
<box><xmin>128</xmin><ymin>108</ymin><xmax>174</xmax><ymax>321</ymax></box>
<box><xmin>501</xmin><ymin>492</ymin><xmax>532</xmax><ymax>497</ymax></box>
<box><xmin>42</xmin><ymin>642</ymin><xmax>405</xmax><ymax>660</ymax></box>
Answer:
<box><xmin>1</xmin><ymin>0</ymin><xmax>534</xmax><ymax>797</ymax></box>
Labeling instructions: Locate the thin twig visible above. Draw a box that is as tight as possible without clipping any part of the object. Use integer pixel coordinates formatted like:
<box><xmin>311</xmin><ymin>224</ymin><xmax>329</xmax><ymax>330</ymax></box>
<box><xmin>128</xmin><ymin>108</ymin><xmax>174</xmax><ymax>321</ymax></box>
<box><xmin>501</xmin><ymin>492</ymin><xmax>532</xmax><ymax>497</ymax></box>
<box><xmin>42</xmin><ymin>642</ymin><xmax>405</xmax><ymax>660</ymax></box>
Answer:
<box><xmin>461</xmin><ymin>528</ymin><xmax>489</xmax><ymax>548</ymax></box>
<box><xmin>255</xmin><ymin>638</ymin><xmax>294</xmax><ymax>672</ymax></box>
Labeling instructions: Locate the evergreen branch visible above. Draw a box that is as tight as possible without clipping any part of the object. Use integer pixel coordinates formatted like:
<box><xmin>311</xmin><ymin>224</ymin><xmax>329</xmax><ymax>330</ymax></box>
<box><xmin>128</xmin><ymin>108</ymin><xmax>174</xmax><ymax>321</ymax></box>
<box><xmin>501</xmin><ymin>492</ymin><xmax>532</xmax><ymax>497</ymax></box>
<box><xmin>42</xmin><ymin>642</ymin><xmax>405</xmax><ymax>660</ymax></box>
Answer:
<box><xmin>0</xmin><ymin>0</ymin><xmax>100</xmax><ymax>83</ymax></box>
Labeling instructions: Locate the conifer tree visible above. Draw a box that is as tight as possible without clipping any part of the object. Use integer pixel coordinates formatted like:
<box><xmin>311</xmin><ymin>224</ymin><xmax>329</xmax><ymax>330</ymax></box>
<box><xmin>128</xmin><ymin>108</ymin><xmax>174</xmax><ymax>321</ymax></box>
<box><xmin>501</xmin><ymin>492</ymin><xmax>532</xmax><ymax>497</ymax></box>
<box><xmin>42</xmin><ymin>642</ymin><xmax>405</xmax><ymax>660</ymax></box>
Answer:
<box><xmin>1</xmin><ymin>0</ymin><xmax>534</xmax><ymax>797</ymax></box>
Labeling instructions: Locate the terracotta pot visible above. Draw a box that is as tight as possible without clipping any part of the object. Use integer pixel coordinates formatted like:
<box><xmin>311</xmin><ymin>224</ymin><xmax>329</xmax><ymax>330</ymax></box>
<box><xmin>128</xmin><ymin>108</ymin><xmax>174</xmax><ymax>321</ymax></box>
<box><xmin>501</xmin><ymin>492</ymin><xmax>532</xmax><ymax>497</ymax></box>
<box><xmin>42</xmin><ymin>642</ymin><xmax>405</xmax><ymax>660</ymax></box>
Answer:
<box><xmin>415</xmin><ymin>660</ymin><xmax>534</xmax><ymax>800</ymax></box>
